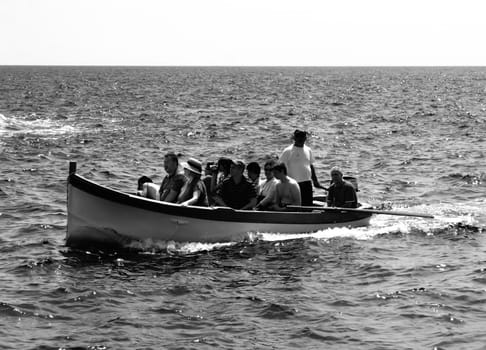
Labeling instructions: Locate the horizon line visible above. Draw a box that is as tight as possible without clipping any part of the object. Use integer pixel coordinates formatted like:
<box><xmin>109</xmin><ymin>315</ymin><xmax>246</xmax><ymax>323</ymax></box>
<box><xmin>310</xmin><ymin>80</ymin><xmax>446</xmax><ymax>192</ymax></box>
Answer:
<box><xmin>1</xmin><ymin>64</ymin><xmax>485</xmax><ymax>68</ymax></box>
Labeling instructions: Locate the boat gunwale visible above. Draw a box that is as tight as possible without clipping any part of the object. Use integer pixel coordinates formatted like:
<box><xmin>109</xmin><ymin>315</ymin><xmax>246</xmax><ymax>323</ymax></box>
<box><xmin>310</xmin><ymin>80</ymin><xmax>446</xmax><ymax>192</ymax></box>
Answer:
<box><xmin>68</xmin><ymin>173</ymin><xmax>372</xmax><ymax>225</ymax></box>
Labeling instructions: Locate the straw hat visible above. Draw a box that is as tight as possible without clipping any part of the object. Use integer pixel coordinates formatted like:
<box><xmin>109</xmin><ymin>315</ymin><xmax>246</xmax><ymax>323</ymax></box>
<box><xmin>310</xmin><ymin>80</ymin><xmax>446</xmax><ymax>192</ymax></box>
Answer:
<box><xmin>183</xmin><ymin>158</ymin><xmax>203</xmax><ymax>175</ymax></box>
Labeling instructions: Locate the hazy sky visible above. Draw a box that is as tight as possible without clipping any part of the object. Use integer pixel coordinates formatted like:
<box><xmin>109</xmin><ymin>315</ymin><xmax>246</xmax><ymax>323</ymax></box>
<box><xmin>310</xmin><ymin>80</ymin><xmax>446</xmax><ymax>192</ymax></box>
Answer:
<box><xmin>1</xmin><ymin>0</ymin><xmax>485</xmax><ymax>66</ymax></box>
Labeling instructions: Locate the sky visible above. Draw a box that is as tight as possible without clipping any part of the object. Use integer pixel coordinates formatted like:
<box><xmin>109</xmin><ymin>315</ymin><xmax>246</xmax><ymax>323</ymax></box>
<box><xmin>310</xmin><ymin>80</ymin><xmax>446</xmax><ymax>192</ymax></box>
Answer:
<box><xmin>1</xmin><ymin>0</ymin><xmax>485</xmax><ymax>66</ymax></box>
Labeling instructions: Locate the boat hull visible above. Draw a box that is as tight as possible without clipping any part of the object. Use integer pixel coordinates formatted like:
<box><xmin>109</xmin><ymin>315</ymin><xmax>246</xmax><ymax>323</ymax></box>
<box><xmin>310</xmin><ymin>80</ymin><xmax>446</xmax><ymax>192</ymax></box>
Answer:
<box><xmin>66</xmin><ymin>173</ymin><xmax>372</xmax><ymax>247</ymax></box>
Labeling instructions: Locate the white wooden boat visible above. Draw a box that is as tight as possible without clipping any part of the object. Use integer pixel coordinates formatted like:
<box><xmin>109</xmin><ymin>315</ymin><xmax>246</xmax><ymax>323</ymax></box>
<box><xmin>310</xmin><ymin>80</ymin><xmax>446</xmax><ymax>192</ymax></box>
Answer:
<box><xmin>66</xmin><ymin>162</ymin><xmax>374</xmax><ymax>247</ymax></box>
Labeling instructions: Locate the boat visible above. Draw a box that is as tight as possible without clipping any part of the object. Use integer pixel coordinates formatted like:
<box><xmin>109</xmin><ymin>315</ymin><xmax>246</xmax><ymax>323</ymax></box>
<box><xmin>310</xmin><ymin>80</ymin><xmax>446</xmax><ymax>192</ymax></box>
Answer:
<box><xmin>66</xmin><ymin>162</ymin><xmax>374</xmax><ymax>247</ymax></box>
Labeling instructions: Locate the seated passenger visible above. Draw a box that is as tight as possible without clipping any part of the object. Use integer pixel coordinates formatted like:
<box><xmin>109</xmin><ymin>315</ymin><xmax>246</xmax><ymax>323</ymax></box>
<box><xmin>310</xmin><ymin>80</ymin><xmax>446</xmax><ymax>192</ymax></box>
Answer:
<box><xmin>210</xmin><ymin>157</ymin><xmax>232</xmax><ymax>195</ymax></box>
<box><xmin>255</xmin><ymin>159</ymin><xmax>278</xmax><ymax>210</ymax></box>
<box><xmin>177</xmin><ymin>158</ymin><xmax>209</xmax><ymax>207</ymax></box>
<box><xmin>246</xmin><ymin>161</ymin><xmax>261</xmax><ymax>193</ymax></box>
<box><xmin>136</xmin><ymin>176</ymin><xmax>153</xmax><ymax>196</ymax></box>
<box><xmin>214</xmin><ymin>160</ymin><xmax>257</xmax><ymax>210</ymax></box>
<box><xmin>272</xmin><ymin>163</ymin><xmax>301</xmax><ymax>210</ymax></box>
<box><xmin>159</xmin><ymin>152</ymin><xmax>187</xmax><ymax>203</ymax></box>
<box><xmin>326</xmin><ymin>167</ymin><xmax>358</xmax><ymax>208</ymax></box>
<box><xmin>202</xmin><ymin>161</ymin><xmax>216</xmax><ymax>205</ymax></box>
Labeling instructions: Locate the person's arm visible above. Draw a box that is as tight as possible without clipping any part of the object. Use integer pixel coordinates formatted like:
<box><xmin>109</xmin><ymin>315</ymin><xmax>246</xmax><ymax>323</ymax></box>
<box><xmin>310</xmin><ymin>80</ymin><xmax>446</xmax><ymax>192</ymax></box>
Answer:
<box><xmin>272</xmin><ymin>184</ymin><xmax>284</xmax><ymax>210</ymax></box>
<box><xmin>241</xmin><ymin>197</ymin><xmax>257</xmax><ymax>210</ymax></box>
<box><xmin>144</xmin><ymin>182</ymin><xmax>161</xmax><ymax>200</ymax></box>
<box><xmin>258</xmin><ymin>185</ymin><xmax>276</xmax><ymax>208</ymax></box>
<box><xmin>180</xmin><ymin>189</ymin><xmax>201</xmax><ymax>206</ymax></box>
<box><xmin>308</xmin><ymin>147</ymin><xmax>325</xmax><ymax>190</ymax></box>
<box><xmin>326</xmin><ymin>186</ymin><xmax>334</xmax><ymax>207</ymax></box>
<box><xmin>213</xmin><ymin>195</ymin><xmax>228</xmax><ymax>207</ymax></box>
<box><xmin>342</xmin><ymin>185</ymin><xmax>358</xmax><ymax>208</ymax></box>
<box><xmin>210</xmin><ymin>173</ymin><xmax>219</xmax><ymax>194</ymax></box>
<box><xmin>241</xmin><ymin>182</ymin><xmax>257</xmax><ymax>210</ymax></box>
<box><xmin>311</xmin><ymin>164</ymin><xmax>324</xmax><ymax>189</ymax></box>
<box><xmin>213</xmin><ymin>180</ymin><xmax>229</xmax><ymax>207</ymax></box>
<box><xmin>164</xmin><ymin>175</ymin><xmax>185</xmax><ymax>203</ymax></box>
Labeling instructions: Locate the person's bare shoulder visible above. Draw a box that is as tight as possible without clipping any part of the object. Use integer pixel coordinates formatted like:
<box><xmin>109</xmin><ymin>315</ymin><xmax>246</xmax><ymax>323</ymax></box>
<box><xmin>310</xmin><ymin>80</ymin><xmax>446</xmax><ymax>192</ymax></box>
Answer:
<box><xmin>288</xmin><ymin>177</ymin><xmax>299</xmax><ymax>186</ymax></box>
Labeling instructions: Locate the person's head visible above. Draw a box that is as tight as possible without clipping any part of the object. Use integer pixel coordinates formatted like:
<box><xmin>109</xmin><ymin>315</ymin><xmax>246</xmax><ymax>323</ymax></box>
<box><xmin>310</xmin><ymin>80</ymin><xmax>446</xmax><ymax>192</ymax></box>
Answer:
<box><xmin>217</xmin><ymin>157</ymin><xmax>233</xmax><ymax>176</ymax></box>
<box><xmin>137</xmin><ymin>176</ymin><xmax>153</xmax><ymax>191</ymax></box>
<box><xmin>183</xmin><ymin>158</ymin><xmax>203</xmax><ymax>181</ymax></box>
<box><xmin>330</xmin><ymin>166</ymin><xmax>344</xmax><ymax>184</ymax></box>
<box><xmin>164</xmin><ymin>152</ymin><xmax>179</xmax><ymax>175</ymax></box>
<box><xmin>272</xmin><ymin>162</ymin><xmax>287</xmax><ymax>180</ymax></box>
<box><xmin>246</xmin><ymin>162</ymin><xmax>261</xmax><ymax>182</ymax></box>
<box><xmin>205</xmin><ymin>161</ymin><xmax>217</xmax><ymax>176</ymax></box>
<box><xmin>293</xmin><ymin>129</ymin><xmax>308</xmax><ymax>147</ymax></box>
<box><xmin>230</xmin><ymin>160</ymin><xmax>245</xmax><ymax>178</ymax></box>
<box><xmin>263</xmin><ymin>159</ymin><xmax>277</xmax><ymax>180</ymax></box>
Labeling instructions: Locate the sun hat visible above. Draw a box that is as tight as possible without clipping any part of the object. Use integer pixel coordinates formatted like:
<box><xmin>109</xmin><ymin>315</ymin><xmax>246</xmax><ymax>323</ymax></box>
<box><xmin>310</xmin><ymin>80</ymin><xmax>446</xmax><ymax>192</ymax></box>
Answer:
<box><xmin>183</xmin><ymin>158</ymin><xmax>203</xmax><ymax>175</ymax></box>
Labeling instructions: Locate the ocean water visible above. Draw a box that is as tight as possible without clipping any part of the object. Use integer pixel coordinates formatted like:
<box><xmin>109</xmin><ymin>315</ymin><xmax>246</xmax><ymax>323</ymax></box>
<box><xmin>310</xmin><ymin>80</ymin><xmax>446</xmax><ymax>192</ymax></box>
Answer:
<box><xmin>0</xmin><ymin>66</ymin><xmax>485</xmax><ymax>349</ymax></box>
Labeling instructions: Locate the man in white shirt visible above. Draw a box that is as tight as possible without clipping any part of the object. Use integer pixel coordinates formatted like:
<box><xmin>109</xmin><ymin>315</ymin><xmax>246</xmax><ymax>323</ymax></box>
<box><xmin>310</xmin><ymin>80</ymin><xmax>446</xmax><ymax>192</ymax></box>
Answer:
<box><xmin>279</xmin><ymin>129</ymin><xmax>323</xmax><ymax>206</ymax></box>
<box><xmin>255</xmin><ymin>159</ymin><xmax>278</xmax><ymax>210</ymax></box>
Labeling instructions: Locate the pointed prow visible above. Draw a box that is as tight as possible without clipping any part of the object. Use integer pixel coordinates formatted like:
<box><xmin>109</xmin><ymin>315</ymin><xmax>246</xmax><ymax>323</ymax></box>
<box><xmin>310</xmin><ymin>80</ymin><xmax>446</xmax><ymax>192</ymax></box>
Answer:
<box><xmin>69</xmin><ymin>161</ymin><xmax>77</xmax><ymax>175</ymax></box>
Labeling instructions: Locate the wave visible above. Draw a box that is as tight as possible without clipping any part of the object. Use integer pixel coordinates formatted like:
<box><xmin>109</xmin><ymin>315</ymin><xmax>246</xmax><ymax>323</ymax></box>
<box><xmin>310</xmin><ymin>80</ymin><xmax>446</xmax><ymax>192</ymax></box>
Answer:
<box><xmin>439</xmin><ymin>172</ymin><xmax>485</xmax><ymax>186</ymax></box>
<box><xmin>0</xmin><ymin>301</ymin><xmax>70</xmax><ymax>320</ymax></box>
<box><xmin>0</xmin><ymin>113</ymin><xmax>78</xmax><ymax>137</ymax></box>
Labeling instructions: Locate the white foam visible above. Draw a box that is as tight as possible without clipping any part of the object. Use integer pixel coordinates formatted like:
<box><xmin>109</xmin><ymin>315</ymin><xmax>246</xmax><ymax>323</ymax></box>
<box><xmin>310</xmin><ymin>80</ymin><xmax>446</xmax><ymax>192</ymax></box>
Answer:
<box><xmin>128</xmin><ymin>239</ymin><xmax>237</xmax><ymax>254</ymax></box>
<box><xmin>0</xmin><ymin>113</ymin><xmax>78</xmax><ymax>137</ymax></box>
<box><xmin>125</xmin><ymin>201</ymin><xmax>485</xmax><ymax>253</ymax></box>
<box><xmin>0</xmin><ymin>114</ymin><xmax>7</xmax><ymax>129</ymax></box>
<box><xmin>256</xmin><ymin>202</ymin><xmax>485</xmax><ymax>243</ymax></box>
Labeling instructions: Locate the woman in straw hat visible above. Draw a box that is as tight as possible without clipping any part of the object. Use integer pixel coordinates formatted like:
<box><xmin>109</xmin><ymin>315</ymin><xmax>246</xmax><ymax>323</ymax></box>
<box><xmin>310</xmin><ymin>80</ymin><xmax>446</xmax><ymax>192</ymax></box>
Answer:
<box><xmin>177</xmin><ymin>158</ymin><xmax>209</xmax><ymax>207</ymax></box>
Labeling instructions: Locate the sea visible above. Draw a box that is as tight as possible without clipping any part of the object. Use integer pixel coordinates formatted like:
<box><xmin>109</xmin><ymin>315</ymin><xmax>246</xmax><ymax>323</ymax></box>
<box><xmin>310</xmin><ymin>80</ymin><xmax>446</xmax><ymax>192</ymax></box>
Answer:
<box><xmin>0</xmin><ymin>66</ymin><xmax>485</xmax><ymax>350</ymax></box>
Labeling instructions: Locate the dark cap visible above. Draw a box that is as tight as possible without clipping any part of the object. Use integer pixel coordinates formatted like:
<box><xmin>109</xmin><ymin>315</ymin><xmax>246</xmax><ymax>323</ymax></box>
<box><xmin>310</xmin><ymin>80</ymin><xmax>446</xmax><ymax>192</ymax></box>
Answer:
<box><xmin>293</xmin><ymin>129</ymin><xmax>308</xmax><ymax>139</ymax></box>
<box><xmin>231</xmin><ymin>160</ymin><xmax>246</xmax><ymax>170</ymax></box>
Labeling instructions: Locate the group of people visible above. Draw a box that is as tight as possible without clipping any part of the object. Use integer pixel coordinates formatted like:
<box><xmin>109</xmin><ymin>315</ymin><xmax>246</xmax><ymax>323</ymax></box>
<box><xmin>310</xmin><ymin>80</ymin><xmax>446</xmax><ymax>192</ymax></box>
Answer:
<box><xmin>137</xmin><ymin>129</ymin><xmax>358</xmax><ymax>210</ymax></box>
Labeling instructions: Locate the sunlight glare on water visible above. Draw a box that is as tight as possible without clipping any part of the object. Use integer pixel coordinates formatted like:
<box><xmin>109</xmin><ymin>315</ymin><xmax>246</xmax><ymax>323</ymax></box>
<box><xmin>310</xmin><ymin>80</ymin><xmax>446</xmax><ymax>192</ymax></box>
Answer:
<box><xmin>0</xmin><ymin>66</ymin><xmax>485</xmax><ymax>350</ymax></box>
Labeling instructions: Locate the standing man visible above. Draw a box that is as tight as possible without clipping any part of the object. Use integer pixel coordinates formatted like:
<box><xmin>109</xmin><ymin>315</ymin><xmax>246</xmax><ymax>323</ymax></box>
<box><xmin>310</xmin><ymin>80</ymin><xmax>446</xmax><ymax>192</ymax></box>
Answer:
<box><xmin>279</xmin><ymin>129</ymin><xmax>322</xmax><ymax>206</ymax></box>
<box><xmin>326</xmin><ymin>167</ymin><xmax>358</xmax><ymax>208</ymax></box>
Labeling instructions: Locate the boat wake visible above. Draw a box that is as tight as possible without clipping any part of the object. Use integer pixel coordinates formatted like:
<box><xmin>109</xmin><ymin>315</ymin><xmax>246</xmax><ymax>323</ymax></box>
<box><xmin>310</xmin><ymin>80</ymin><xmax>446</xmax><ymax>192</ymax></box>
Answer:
<box><xmin>93</xmin><ymin>201</ymin><xmax>483</xmax><ymax>255</ymax></box>
<box><xmin>126</xmin><ymin>239</ymin><xmax>237</xmax><ymax>254</ymax></box>
<box><xmin>252</xmin><ymin>200</ymin><xmax>485</xmax><ymax>243</ymax></box>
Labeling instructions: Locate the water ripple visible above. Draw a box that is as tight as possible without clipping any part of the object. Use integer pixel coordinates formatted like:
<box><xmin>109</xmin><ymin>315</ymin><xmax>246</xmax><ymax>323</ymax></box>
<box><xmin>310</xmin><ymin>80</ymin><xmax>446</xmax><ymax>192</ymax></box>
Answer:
<box><xmin>1</xmin><ymin>66</ymin><xmax>486</xmax><ymax>349</ymax></box>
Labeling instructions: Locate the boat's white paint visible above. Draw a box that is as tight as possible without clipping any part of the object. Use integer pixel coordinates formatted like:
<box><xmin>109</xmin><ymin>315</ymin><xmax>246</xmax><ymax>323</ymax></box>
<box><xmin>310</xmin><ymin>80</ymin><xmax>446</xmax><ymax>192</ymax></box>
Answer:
<box><xmin>67</xmin><ymin>182</ymin><xmax>371</xmax><ymax>246</ymax></box>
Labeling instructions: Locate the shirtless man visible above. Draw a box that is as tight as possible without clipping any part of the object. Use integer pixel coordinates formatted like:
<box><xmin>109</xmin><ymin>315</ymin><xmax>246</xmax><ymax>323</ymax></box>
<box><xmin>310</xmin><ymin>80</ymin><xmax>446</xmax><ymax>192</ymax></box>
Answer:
<box><xmin>271</xmin><ymin>163</ymin><xmax>301</xmax><ymax>210</ymax></box>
